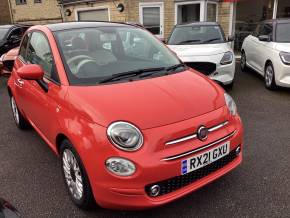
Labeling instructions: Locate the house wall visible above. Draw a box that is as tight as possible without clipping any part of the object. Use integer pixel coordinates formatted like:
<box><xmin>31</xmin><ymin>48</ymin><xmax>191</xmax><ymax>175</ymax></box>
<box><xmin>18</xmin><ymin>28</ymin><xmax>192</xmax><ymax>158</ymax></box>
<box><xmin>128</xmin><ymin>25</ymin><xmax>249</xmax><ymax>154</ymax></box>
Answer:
<box><xmin>63</xmin><ymin>0</ymin><xmax>233</xmax><ymax>39</ymax></box>
<box><xmin>64</xmin><ymin>0</ymin><xmax>127</xmax><ymax>23</ymax></box>
<box><xmin>0</xmin><ymin>0</ymin><xmax>12</xmax><ymax>24</ymax></box>
<box><xmin>10</xmin><ymin>0</ymin><xmax>62</xmax><ymax>24</ymax></box>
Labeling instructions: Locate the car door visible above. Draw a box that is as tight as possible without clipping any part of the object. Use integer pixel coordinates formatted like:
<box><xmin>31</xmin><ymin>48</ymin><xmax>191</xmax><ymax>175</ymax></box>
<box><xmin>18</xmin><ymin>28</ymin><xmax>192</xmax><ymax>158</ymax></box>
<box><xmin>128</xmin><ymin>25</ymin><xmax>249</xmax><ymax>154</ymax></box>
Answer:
<box><xmin>255</xmin><ymin>23</ymin><xmax>273</xmax><ymax>73</ymax></box>
<box><xmin>15</xmin><ymin>31</ymin><xmax>62</xmax><ymax>144</ymax></box>
<box><xmin>244</xmin><ymin>24</ymin><xmax>260</xmax><ymax>68</ymax></box>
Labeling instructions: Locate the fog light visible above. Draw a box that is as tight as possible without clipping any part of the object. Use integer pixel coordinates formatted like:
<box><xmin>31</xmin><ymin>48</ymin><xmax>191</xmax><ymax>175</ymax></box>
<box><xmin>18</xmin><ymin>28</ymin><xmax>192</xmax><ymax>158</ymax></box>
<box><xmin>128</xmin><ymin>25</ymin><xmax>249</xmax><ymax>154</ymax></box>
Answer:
<box><xmin>149</xmin><ymin>185</ymin><xmax>160</xmax><ymax>197</ymax></box>
<box><xmin>235</xmin><ymin>146</ymin><xmax>241</xmax><ymax>156</ymax></box>
<box><xmin>106</xmin><ymin>157</ymin><xmax>136</xmax><ymax>176</ymax></box>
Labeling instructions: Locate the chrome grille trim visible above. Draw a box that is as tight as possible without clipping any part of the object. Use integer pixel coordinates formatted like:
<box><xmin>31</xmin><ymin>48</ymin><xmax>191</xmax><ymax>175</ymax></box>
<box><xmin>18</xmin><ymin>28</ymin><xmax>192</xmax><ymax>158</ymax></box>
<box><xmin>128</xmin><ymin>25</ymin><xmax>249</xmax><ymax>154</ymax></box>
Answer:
<box><xmin>165</xmin><ymin>121</ymin><xmax>229</xmax><ymax>146</ymax></box>
<box><xmin>162</xmin><ymin>130</ymin><xmax>236</xmax><ymax>161</ymax></box>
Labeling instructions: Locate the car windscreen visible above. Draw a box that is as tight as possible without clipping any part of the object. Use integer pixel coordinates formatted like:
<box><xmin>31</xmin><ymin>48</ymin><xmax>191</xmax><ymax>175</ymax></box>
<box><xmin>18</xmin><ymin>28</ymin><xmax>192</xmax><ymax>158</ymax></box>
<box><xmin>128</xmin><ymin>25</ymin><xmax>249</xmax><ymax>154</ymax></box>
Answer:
<box><xmin>0</xmin><ymin>28</ymin><xmax>9</xmax><ymax>41</ymax></box>
<box><xmin>168</xmin><ymin>25</ymin><xmax>226</xmax><ymax>45</ymax></box>
<box><xmin>54</xmin><ymin>26</ymin><xmax>182</xmax><ymax>85</ymax></box>
<box><xmin>276</xmin><ymin>23</ymin><xmax>290</xmax><ymax>43</ymax></box>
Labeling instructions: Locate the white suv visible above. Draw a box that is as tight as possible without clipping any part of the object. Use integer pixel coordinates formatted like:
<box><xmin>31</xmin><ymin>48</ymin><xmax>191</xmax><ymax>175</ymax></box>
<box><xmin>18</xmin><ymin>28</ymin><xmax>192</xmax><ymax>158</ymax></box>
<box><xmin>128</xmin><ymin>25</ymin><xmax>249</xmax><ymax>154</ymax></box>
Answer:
<box><xmin>241</xmin><ymin>19</ymin><xmax>290</xmax><ymax>90</ymax></box>
<box><xmin>167</xmin><ymin>22</ymin><xmax>235</xmax><ymax>87</ymax></box>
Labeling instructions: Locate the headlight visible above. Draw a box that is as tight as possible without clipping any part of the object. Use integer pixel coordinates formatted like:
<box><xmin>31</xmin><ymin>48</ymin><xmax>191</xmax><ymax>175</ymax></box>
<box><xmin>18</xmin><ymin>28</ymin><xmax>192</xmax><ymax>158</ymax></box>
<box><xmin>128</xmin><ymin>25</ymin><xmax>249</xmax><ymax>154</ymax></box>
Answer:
<box><xmin>106</xmin><ymin>157</ymin><xmax>136</xmax><ymax>176</ymax></box>
<box><xmin>279</xmin><ymin>51</ymin><xmax>290</xmax><ymax>65</ymax></box>
<box><xmin>220</xmin><ymin>51</ymin><xmax>233</xmax><ymax>65</ymax></box>
<box><xmin>224</xmin><ymin>93</ymin><xmax>237</xmax><ymax>116</ymax></box>
<box><xmin>107</xmin><ymin>122</ymin><xmax>143</xmax><ymax>151</ymax></box>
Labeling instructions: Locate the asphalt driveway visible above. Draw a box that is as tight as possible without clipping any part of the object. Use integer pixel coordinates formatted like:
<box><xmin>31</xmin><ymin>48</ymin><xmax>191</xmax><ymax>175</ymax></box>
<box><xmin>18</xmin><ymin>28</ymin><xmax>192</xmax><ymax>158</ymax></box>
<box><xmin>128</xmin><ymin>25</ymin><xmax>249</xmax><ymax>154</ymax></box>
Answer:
<box><xmin>1</xmin><ymin>64</ymin><xmax>290</xmax><ymax>217</ymax></box>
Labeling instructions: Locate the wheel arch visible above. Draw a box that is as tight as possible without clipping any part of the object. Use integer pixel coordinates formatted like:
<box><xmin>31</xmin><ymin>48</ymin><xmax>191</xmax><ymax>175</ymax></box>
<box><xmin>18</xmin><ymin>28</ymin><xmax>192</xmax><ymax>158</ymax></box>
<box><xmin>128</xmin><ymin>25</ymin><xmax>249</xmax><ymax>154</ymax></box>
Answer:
<box><xmin>55</xmin><ymin>133</ymin><xmax>69</xmax><ymax>155</ymax></box>
<box><xmin>265</xmin><ymin>59</ymin><xmax>273</xmax><ymax>71</ymax></box>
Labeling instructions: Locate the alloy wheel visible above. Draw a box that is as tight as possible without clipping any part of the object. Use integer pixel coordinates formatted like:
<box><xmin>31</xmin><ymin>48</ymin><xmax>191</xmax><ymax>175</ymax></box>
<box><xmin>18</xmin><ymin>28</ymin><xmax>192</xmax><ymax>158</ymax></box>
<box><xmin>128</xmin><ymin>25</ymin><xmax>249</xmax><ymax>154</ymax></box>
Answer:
<box><xmin>62</xmin><ymin>149</ymin><xmax>84</xmax><ymax>201</ymax></box>
<box><xmin>265</xmin><ymin>65</ymin><xmax>274</xmax><ymax>87</ymax></box>
<box><xmin>11</xmin><ymin>97</ymin><xmax>20</xmax><ymax>125</ymax></box>
<box><xmin>241</xmin><ymin>53</ymin><xmax>246</xmax><ymax>69</ymax></box>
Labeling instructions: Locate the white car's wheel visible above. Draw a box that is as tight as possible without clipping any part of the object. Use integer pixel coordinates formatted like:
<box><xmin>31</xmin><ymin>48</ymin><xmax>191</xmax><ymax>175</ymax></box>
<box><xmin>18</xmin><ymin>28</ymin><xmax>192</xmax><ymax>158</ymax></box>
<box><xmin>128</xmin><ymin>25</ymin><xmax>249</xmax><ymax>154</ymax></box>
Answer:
<box><xmin>264</xmin><ymin>63</ymin><xmax>277</xmax><ymax>90</ymax></box>
<box><xmin>240</xmin><ymin>51</ymin><xmax>248</xmax><ymax>72</ymax></box>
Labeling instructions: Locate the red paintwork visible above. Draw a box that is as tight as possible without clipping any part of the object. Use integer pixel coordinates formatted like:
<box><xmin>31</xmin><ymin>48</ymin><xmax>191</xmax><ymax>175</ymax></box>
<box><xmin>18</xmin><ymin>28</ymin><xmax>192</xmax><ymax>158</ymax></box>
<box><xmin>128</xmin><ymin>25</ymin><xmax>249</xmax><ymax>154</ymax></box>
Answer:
<box><xmin>0</xmin><ymin>47</ymin><xmax>19</xmax><ymax>76</ymax></box>
<box><xmin>7</xmin><ymin>25</ymin><xmax>243</xmax><ymax>210</ymax></box>
<box><xmin>17</xmin><ymin>64</ymin><xmax>44</xmax><ymax>80</ymax></box>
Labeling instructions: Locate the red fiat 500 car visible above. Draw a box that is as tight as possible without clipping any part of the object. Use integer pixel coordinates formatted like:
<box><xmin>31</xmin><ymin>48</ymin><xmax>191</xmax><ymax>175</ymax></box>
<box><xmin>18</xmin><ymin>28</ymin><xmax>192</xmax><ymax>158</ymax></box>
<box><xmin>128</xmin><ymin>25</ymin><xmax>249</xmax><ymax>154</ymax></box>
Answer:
<box><xmin>7</xmin><ymin>22</ymin><xmax>243</xmax><ymax>210</ymax></box>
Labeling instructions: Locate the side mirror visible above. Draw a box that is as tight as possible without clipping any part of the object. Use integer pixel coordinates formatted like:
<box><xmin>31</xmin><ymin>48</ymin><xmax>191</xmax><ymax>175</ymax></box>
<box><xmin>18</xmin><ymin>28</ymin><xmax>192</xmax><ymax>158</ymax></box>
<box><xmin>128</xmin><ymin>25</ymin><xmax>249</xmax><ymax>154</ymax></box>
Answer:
<box><xmin>227</xmin><ymin>35</ymin><xmax>235</xmax><ymax>42</ymax></box>
<box><xmin>17</xmin><ymin>64</ymin><xmax>44</xmax><ymax>80</ymax></box>
<box><xmin>258</xmin><ymin>35</ymin><xmax>270</xmax><ymax>42</ymax></box>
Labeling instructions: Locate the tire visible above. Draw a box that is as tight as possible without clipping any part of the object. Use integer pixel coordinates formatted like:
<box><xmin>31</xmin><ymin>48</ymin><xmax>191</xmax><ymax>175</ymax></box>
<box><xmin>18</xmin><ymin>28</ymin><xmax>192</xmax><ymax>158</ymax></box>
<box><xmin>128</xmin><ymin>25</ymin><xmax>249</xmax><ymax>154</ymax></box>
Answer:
<box><xmin>264</xmin><ymin>63</ymin><xmax>277</xmax><ymax>90</ymax></box>
<box><xmin>240</xmin><ymin>51</ymin><xmax>249</xmax><ymax>72</ymax></box>
<box><xmin>224</xmin><ymin>81</ymin><xmax>234</xmax><ymax>90</ymax></box>
<box><xmin>10</xmin><ymin>96</ymin><xmax>30</xmax><ymax>129</ymax></box>
<box><xmin>60</xmin><ymin>140</ymin><xmax>95</xmax><ymax>210</ymax></box>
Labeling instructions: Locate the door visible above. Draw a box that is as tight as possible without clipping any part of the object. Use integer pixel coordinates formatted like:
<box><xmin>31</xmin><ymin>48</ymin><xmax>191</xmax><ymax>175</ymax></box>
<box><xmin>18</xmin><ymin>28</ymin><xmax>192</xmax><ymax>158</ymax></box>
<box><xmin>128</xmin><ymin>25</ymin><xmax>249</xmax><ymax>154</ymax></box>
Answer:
<box><xmin>251</xmin><ymin>23</ymin><xmax>273</xmax><ymax>73</ymax></box>
<box><xmin>139</xmin><ymin>2</ymin><xmax>164</xmax><ymax>39</ymax></box>
<box><xmin>14</xmin><ymin>31</ymin><xmax>61</xmax><ymax>144</ymax></box>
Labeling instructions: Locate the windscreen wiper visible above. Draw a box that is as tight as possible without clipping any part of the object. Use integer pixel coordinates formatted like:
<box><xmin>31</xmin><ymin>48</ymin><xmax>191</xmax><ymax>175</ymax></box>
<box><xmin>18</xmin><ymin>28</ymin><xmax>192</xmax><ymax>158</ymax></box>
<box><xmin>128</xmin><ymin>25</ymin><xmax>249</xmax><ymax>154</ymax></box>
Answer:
<box><xmin>98</xmin><ymin>67</ymin><xmax>166</xmax><ymax>84</ymax></box>
<box><xmin>203</xmin><ymin>38</ymin><xmax>221</xmax><ymax>43</ymax></box>
<box><xmin>177</xmin><ymin>39</ymin><xmax>201</xmax><ymax>45</ymax></box>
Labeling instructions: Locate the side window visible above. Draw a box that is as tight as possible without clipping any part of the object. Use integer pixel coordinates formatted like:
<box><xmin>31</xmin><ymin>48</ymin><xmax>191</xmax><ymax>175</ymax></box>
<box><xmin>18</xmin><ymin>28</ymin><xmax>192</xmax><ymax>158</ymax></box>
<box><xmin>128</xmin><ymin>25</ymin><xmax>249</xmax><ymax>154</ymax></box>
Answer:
<box><xmin>259</xmin><ymin>24</ymin><xmax>273</xmax><ymax>36</ymax></box>
<box><xmin>9</xmin><ymin>28</ymin><xmax>23</xmax><ymax>41</ymax></box>
<box><xmin>19</xmin><ymin>33</ymin><xmax>30</xmax><ymax>61</ymax></box>
<box><xmin>26</xmin><ymin>32</ymin><xmax>59</xmax><ymax>82</ymax></box>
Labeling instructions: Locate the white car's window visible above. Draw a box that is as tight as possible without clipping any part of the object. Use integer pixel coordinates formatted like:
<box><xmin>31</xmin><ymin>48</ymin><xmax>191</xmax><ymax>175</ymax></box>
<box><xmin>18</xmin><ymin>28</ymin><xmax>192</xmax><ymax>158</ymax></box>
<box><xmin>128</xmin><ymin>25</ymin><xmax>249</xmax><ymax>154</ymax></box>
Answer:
<box><xmin>168</xmin><ymin>25</ymin><xmax>225</xmax><ymax>45</ymax></box>
<box><xmin>276</xmin><ymin>23</ymin><xmax>290</xmax><ymax>43</ymax></box>
<box><xmin>55</xmin><ymin>26</ymin><xmax>182</xmax><ymax>85</ymax></box>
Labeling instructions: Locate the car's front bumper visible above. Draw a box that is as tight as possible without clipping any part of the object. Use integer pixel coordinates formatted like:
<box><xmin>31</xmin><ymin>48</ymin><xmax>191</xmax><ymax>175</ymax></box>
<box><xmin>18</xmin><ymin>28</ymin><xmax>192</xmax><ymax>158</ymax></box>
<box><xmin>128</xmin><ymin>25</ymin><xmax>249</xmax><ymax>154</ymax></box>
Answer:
<box><xmin>85</xmin><ymin>107</ymin><xmax>243</xmax><ymax>210</ymax></box>
<box><xmin>275</xmin><ymin>63</ymin><xmax>290</xmax><ymax>88</ymax></box>
<box><xmin>180</xmin><ymin>53</ymin><xmax>236</xmax><ymax>85</ymax></box>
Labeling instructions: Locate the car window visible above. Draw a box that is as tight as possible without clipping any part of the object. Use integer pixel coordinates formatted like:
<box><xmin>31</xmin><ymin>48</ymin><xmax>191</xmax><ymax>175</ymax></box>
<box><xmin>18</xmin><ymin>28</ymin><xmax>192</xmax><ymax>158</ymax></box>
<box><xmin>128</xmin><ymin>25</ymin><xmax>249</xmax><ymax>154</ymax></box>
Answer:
<box><xmin>0</xmin><ymin>28</ymin><xmax>9</xmax><ymax>40</ymax></box>
<box><xmin>19</xmin><ymin>33</ymin><xmax>30</xmax><ymax>61</ymax></box>
<box><xmin>55</xmin><ymin>27</ymin><xmax>181</xmax><ymax>85</ymax></box>
<box><xmin>258</xmin><ymin>23</ymin><xmax>273</xmax><ymax>36</ymax></box>
<box><xmin>276</xmin><ymin>23</ymin><xmax>290</xmax><ymax>43</ymax></box>
<box><xmin>26</xmin><ymin>32</ymin><xmax>59</xmax><ymax>82</ymax></box>
<box><xmin>8</xmin><ymin>28</ymin><xmax>23</xmax><ymax>40</ymax></box>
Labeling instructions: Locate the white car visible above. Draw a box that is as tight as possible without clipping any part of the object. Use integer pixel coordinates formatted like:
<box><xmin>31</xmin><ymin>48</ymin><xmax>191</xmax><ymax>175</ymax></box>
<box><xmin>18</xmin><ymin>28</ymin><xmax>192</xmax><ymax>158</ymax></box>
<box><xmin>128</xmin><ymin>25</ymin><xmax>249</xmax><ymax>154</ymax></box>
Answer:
<box><xmin>167</xmin><ymin>22</ymin><xmax>235</xmax><ymax>87</ymax></box>
<box><xmin>241</xmin><ymin>19</ymin><xmax>290</xmax><ymax>89</ymax></box>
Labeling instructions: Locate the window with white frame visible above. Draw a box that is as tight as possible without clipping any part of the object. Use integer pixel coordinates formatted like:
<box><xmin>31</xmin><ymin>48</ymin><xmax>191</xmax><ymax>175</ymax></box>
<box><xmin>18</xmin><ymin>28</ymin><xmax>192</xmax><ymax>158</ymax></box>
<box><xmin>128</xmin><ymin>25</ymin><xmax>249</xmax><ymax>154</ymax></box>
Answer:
<box><xmin>176</xmin><ymin>2</ymin><xmax>202</xmax><ymax>24</ymax></box>
<box><xmin>207</xmin><ymin>2</ymin><xmax>218</xmax><ymax>22</ymax></box>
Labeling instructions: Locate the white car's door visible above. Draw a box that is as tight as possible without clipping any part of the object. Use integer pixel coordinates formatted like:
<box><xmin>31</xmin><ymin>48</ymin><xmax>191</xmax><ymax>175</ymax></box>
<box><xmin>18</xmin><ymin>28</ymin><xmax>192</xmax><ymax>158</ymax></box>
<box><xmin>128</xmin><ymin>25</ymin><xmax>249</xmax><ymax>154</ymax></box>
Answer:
<box><xmin>255</xmin><ymin>23</ymin><xmax>274</xmax><ymax>73</ymax></box>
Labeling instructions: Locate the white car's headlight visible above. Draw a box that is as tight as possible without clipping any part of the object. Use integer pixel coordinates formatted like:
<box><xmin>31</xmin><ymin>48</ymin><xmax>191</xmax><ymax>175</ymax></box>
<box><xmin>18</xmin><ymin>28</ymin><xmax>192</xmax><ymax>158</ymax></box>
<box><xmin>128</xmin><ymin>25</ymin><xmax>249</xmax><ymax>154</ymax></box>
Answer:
<box><xmin>107</xmin><ymin>122</ymin><xmax>143</xmax><ymax>151</ymax></box>
<box><xmin>224</xmin><ymin>93</ymin><xmax>237</xmax><ymax>116</ymax></box>
<box><xmin>279</xmin><ymin>51</ymin><xmax>290</xmax><ymax>65</ymax></box>
<box><xmin>220</xmin><ymin>51</ymin><xmax>234</xmax><ymax>65</ymax></box>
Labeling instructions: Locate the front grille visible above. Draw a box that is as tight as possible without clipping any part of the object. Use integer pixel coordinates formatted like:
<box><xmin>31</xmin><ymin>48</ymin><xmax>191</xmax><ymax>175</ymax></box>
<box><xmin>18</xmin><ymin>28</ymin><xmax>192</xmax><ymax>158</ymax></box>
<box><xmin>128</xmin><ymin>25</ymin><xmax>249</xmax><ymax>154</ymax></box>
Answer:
<box><xmin>145</xmin><ymin>149</ymin><xmax>238</xmax><ymax>197</ymax></box>
<box><xmin>186</xmin><ymin>62</ymin><xmax>216</xmax><ymax>76</ymax></box>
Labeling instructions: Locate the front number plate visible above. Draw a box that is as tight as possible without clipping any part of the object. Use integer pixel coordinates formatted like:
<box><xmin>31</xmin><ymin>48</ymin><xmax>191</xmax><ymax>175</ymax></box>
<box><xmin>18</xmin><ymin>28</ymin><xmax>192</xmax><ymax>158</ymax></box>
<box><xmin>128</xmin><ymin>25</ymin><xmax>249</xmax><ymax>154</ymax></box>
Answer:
<box><xmin>181</xmin><ymin>142</ymin><xmax>230</xmax><ymax>175</ymax></box>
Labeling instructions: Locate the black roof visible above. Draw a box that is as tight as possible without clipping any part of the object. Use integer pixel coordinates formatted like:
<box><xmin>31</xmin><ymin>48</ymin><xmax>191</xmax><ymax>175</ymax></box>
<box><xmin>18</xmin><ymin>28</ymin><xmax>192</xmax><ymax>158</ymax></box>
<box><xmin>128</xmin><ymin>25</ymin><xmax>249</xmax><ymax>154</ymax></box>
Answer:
<box><xmin>175</xmin><ymin>22</ymin><xmax>218</xmax><ymax>27</ymax></box>
<box><xmin>46</xmin><ymin>21</ymin><xmax>135</xmax><ymax>32</ymax></box>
